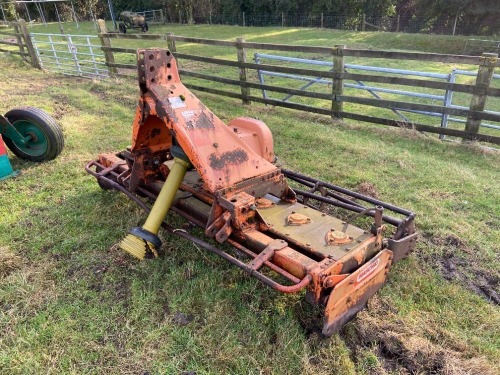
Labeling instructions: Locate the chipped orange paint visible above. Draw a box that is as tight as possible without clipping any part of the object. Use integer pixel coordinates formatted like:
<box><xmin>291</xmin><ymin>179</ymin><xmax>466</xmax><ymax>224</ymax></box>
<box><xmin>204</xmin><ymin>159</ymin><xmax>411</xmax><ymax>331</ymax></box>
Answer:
<box><xmin>132</xmin><ymin>49</ymin><xmax>278</xmax><ymax>193</ymax></box>
<box><xmin>87</xmin><ymin>48</ymin><xmax>416</xmax><ymax>336</ymax></box>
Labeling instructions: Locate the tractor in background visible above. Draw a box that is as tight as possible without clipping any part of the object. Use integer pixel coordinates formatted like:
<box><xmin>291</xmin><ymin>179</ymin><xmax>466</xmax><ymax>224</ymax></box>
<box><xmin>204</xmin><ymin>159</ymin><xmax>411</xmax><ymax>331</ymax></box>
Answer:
<box><xmin>119</xmin><ymin>11</ymin><xmax>149</xmax><ymax>33</ymax></box>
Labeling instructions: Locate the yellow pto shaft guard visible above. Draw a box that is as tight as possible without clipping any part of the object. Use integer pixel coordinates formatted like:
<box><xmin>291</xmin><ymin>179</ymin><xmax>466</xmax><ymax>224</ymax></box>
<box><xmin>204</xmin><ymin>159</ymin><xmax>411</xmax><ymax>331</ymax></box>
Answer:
<box><xmin>119</xmin><ymin>157</ymin><xmax>191</xmax><ymax>259</ymax></box>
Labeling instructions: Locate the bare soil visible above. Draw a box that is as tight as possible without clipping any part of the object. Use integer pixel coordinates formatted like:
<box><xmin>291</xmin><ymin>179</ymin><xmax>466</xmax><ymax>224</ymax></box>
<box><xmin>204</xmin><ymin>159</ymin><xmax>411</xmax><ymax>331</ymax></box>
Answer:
<box><xmin>424</xmin><ymin>234</ymin><xmax>500</xmax><ymax>305</ymax></box>
<box><xmin>342</xmin><ymin>297</ymin><xmax>497</xmax><ymax>375</ymax></box>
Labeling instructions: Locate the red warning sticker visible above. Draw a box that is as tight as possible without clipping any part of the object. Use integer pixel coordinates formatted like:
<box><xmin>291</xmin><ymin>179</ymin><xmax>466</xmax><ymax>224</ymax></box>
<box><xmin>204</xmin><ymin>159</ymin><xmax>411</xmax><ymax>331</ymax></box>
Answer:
<box><xmin>356</xmin><ymin>258</ymin><xmax>380</xmax><ymax>283</ymax></box>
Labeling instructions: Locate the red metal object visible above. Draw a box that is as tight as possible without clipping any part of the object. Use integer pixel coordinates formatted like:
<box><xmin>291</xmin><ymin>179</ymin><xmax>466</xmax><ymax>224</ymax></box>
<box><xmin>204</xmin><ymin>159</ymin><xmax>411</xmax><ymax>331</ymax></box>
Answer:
<box><xmin>0</xmin><ymin>135</ymin><xmax>16</xmax><ymax>180</ymax></box>
<box><xmin>86</xmin><ymin>48</ymin><xmax>417</xmax><ymax>335</ymax></box>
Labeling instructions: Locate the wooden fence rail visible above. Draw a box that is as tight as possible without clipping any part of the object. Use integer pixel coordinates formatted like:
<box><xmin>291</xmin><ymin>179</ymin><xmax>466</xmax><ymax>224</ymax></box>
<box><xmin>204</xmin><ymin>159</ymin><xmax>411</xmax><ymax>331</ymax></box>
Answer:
<box><xmin>0</xmin><ymin>19</ymin><xmax>40</xmax><ymax>68</ymax></box>
<box><xmin>2</xmin><ymin>19</ymin><xmax>498</xmax><ymax>145</ymax></box>
<box><xmin>94</xmin><ymin>26</ymin><xmax>500</xmax><ymax>145</ymax></box>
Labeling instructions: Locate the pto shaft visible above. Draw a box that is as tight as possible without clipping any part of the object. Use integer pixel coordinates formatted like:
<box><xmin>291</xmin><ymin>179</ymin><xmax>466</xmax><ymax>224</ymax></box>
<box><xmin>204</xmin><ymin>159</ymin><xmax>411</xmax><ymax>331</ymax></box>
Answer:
<box><xmin>119</xmin><ymin>157</ymin><xmax>191</xmax><ymax>259</ymax></box>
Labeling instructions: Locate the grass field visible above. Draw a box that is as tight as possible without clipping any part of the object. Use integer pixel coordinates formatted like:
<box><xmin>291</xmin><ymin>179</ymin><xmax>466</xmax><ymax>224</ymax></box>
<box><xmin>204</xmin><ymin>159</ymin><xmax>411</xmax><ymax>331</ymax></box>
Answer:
<box><xmin>24</xmin><ymin>21</ymin><xmax>500</xmax><ymax>143</ymax></box>
<box><xmin>1</xmin><ymin>24</ymin><xmax>499</xmax><ymax>374</ymax></box>
<box><xmin>27</xmin><ymin>21</ymin><xmax>496</xmax><ymax>55</ymax></box>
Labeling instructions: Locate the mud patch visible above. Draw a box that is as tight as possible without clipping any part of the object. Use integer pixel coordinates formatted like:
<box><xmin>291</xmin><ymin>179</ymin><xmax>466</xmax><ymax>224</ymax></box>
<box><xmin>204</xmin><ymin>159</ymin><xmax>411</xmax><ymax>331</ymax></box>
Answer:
<box><xmin>294</xmin><ymin>300</ymin><xmax>324</xmax><ymax>338</ymax></box>
<box><xmin>425</xmin><ymin>235</ymin><xmax>500</xmax><ymax>305</ymax></box>
<box><xmin>89</xmin><ymin>84</ymin><xmax>136</xmax><ymax>108</ymax></box>
<box><xmin>356</xmin><ymin>182</ymin><xmax>379</xmax><ymax>199</ymax></box>
<box><xmin>431</xmin><ymin>234</ymin><xmax>469</xmax><ymax>250</ymax></box>
<box><xmin>342</xmin><ymin>297</ymin><xmax>497</xmax><ymax>375</ymax></box>
<box><xmin>51</xmin><ymin>95</ymin><xmax>71</xmax><ymax>120</ymax></box>
<box><xmin>437</xmin><ymin>250</ymin><xmax>499</xmax><ymax>305</ymax></box>
<box><xmin>172</xmin><ymin>311</ymin><xmax>194</xmax><ymax>326</ymax></box>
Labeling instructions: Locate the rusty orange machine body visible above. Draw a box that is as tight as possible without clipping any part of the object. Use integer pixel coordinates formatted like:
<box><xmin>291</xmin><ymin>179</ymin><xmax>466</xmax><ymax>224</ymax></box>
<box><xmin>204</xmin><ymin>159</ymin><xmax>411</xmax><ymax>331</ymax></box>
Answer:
<box><xmin>86</xmin><ymin>49</ymin><xmax>417</xmax><ymax>335</ymax></box>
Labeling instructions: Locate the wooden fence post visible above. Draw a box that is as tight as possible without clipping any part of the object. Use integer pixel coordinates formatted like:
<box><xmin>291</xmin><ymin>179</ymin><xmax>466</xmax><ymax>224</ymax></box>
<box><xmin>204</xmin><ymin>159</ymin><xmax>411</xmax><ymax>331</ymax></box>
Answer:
<box><xmin>167</xmin><ymin>32</ymin><xmax>176</xmax><ymax>52</ymax></box>
<box><xmin>17</xmin><ymin>19</ymin><xmax>41</xmax><ymax>69</ymax></box>
<box><xmin>396</xmin><ymin>14</ymin><xmax>400</xmax><ymax>32</ymax></box>
<box><xmin>332</xmin><ymin>44</ymin><xmax>345</xmax><ymax>118</ymax></box>
<box><xmin>236</xmin><ymin>37</ymin><xmax>250</xmax><ymax>104</ymax></box>
<box><xmin>13</xmin><ymin>21</ymin><xmax>26</xmax><ymax>58</ymax></box>
<box><xmin>362</xmin><ymin>14</ymin><xmax>366</xmax><ymax>31</ymax></box>
<box><xmin>321</xmin><ymin>13</ymin><xmax>324</xmax><ymax>29</ymax></box>
<box><xmin>97</xmin><ymin>19</ymin><xmax>117</xmax><ymax>75</ymax></box>
<box><xmin>463</xmin><ymin>52</ymin><xmax>497</xmax><ymax>140</ymax></box>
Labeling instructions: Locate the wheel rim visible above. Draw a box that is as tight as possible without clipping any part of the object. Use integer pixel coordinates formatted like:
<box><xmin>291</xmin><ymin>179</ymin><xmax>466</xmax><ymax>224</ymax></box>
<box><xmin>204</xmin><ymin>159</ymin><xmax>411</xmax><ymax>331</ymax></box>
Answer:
<box><xmin>10</xmin><ymin>119</ymin><xmax>48</xmax><ymax>157</ymax></box>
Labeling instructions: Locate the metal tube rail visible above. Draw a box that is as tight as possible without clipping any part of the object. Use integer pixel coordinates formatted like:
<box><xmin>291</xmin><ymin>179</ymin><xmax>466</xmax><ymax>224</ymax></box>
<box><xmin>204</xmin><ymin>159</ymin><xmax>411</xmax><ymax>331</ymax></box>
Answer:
<box><xmin>454</xmin><ymin>69</ymin><xmax>500</xmax><ymax>79</ymax></box>
<box><xmin>259</xmin><ymin>70</ymin><xmax>331</xmax><ymax>84</ymax></box>
<box><xmin>40</xmin><ymin>64</ymin><xmax>109</xmax><ymax>75</ymax></box>
<box><xmin>85</xmin><ymin>160</ymin><xmax>311</xmax><ymax>294</ymax></box>
<box><xmin>33</xmin><ymin>48</ymin><xmax>104</xmax><ymax>58</ymax></box>
<box><xmin>294</xmin><ymin>189</ymin><xmax>403</xmax><ymax>227</ymax></box>
<box><xmin>30</xmin><ymin>32</ymin><xmax>99</xmax><ymax>38</ymax></box>
<box><xmin>39</xmin><ymin>55</ymin><xmax>107</xmax><ymax>65</ymax></box>
<box><xmin>166</xmin><ymin>229</ymin><xmax>313</xmax><ymax>294</ymax></box>
<box><xmin>344</xmin><ymin>83</ymin><xmax>444</xmax><ymax>100</ymax></box>
<box><xmin>283</xmin><ymin>168</ymin><xmax>414</xmax><ymax>217</ymax></box>
<box><xmin>447</xmin><ymin>117</ymin><xmax>500</xmax><ymax>130</ymax></box>
<box><xmin>41</xmin><ymin>71</ymin><xmax>109</xmax><ymax>79</ymax></box>
<box><xmin>255</xmin><ymin>53</ymin><xmax>450</xmax><ymax>79</ymax></box>
<box><xmin>32</xmin><ymin>41</ymin><xmax>104</xmax><ymax>49</ymax></box>
<box><xmin>287</xmin><ymin>174</ymin><xmax>366</xmax><ymax>208</ymax></box>
<box><xmin>258</xmin><ymin>71</ymin><xmax>445</xmax><ymax>100</ymax></box>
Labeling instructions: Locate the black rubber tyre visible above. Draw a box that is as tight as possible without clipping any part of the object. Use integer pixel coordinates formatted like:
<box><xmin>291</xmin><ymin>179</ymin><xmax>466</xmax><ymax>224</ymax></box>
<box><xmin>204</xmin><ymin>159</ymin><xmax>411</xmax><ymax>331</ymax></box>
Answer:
<box><xmin>3</xmin><ymin>107</ymin><xmax>64</xmax><ymax>162</ymax></box>
<box><xmin>119</xmin><ymin>22</ymin><xmax>126</xmax><ymax>33</ymax></box>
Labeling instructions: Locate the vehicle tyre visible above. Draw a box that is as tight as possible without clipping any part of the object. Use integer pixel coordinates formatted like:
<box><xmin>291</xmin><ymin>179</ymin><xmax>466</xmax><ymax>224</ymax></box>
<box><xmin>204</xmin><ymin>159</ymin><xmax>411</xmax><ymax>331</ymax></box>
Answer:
<box><xmin>3</xmin><ymin>107</ymin><xmax>64</xmax><ymax>162</ymax></box>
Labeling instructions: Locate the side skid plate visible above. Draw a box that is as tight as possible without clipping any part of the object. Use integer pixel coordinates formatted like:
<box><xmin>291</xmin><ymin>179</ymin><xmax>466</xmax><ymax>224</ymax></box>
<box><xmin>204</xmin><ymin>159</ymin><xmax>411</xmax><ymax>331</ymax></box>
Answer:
<box><xmin>323</xmin><ymin>249</ymin><xmax>393</xmax><ymax>335</ymax></box>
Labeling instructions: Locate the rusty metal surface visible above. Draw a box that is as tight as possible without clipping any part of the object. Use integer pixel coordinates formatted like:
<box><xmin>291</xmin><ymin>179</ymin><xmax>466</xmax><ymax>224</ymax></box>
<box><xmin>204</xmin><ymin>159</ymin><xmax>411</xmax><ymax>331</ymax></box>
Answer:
<box><xmin>258</xmin><ymin>194</ymin><xmax>370</xmax><ymax>260</ymax></box>
<box><xmin>86</xmin><ymin>48</ymin><xmax>418</xmax><ymax>336</ymax></box>
<box><xmin>227</xmin><ymin>117</ymin><xmax>275</xmax><ymax>163</ymax></box>
<box><xmin>133</xmin><ymin>49</ymin><xmax>280</xmax><ymax>193</ymax></box>
<box><xmin>255</xmin><ymin>197</ymin><xmax>275</xmax><ymax>209</ymax></box>
<box><xmin>322</xmin><ymin>249</ymin><xmax>393</xmax><ymax>335</ymax></box>
<box><xmin>325</xmin><ymin>229</ymin><xmax>353</xmax><ymax>246</ymax></box>
<box><xmin>286</xmin><ymin>212</ymin><xmax>312</xmax><ymax>226</ymax></box>
<box><xmin>248</xmin><ymin>239</ymin><xmax>287</xmax><ymax>271</ymax></box>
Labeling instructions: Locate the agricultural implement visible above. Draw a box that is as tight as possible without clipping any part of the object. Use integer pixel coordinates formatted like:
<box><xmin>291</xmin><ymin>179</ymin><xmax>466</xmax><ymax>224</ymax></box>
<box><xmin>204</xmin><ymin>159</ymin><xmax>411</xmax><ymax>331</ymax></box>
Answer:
<box><xmin>86</xmin><ymin>49</ymin><xmax>417</xmax><ymax>335</ymax></box>
<box><xmin>119</xmin><ymin>11</ymin><xmax>149</xmax><ymax>33</ymax></box>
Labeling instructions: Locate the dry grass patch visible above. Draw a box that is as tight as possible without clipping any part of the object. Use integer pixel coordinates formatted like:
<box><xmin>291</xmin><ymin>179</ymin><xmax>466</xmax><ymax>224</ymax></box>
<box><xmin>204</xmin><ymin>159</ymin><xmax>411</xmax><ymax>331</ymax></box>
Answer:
<box><xmin>0</xmin><ymin>246</ymin><xmax>23</xmax><ymax>278</ymax></box>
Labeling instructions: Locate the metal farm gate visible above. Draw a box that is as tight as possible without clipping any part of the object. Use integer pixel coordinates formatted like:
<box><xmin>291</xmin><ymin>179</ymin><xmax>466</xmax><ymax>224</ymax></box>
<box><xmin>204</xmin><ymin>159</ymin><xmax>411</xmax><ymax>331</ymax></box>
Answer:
<box><xmin>30</xmin><ymin>33</ymin><xmax>109</xmax><ymax>79</ymax></box>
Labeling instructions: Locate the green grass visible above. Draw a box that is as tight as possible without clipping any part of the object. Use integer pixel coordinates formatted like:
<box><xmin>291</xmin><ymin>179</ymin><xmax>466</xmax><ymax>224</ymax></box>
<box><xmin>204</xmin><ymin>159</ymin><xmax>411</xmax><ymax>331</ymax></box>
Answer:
<box><xmin>19</xmin><ymin>22</ymin><xmax>500</xmax><ymax>142</ymax></box>
<box><xmin>27</xmin><ymin>21</ymin><xmax>497</xmax><ymax>55</ymax></box>
<box><xmin>1</xmin><ymin>27</ymin><xmax>500</xmax><ymax>374</ymax></box>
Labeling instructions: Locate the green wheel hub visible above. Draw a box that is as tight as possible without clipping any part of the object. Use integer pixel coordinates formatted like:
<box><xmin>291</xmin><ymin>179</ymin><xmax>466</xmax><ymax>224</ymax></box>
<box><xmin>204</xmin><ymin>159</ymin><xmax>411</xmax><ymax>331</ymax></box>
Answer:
<box><xmin>10</xmin><ymin>119</ymin><xmax>49</xmax><ymax>157</ymax></box>
<box><xmin>3</xmin><ymin>107</ymin><xmax>64</xmax><ymax>162</ymax></box>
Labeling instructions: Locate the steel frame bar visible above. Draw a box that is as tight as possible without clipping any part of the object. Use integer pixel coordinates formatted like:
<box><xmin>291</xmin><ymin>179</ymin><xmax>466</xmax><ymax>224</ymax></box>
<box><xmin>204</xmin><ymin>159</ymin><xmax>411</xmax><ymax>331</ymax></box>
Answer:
<box><xmin>85</xmin><ymin>159</ymin><xmax>313</xmax><ymax>293</ymax></box>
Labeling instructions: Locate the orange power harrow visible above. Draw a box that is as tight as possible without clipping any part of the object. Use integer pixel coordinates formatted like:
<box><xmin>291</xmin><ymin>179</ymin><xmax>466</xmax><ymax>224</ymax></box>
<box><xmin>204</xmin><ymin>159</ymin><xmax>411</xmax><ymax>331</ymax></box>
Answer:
<box><xmin>86</xmin><ymin>49</ymin><xmax>417</xmax><ymax>335</ymax></box>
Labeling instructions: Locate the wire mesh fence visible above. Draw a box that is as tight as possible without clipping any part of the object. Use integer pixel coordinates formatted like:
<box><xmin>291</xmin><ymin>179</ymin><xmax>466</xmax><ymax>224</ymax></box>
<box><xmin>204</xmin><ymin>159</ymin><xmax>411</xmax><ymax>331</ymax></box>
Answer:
<box><xmin>162</xmin><ymin>12</ymin><xmax>498</xmax><ymax>37</ymax></box>
<box><xmin>1</xmin><ymin>1</ymin><xmax>497</xmax><ymax>37</ymax></box>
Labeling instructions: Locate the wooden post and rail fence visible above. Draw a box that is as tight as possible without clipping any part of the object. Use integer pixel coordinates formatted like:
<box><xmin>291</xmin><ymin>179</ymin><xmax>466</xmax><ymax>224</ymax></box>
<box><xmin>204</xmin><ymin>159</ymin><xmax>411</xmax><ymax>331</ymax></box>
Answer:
<box><xmin>91</xmin><ymin>23</ymin><xmax>500</xmax><ymax>145</ymax></box>
<box><xmin>1</xmin><ymin>19</ymin><xmax>499</xmax><ymax>145</ymax></box>
<box><xmin>0</xmin><ymin>19</ymin><xmax>40</xmax><ymax>69</ymax></box>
